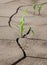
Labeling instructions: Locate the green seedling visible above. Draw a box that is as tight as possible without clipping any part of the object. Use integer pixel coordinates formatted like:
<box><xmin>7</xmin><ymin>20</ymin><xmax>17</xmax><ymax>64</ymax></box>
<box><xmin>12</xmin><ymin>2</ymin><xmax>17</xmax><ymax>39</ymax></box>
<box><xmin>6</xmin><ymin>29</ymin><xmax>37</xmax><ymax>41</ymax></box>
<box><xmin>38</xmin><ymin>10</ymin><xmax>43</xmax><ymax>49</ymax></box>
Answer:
<box><xmin>33</xmin><ymin>3</ymin><xmax>37</xmax><ymax>14</ymax></box>
<box><xmin>37</xmin><ymin>4</ymin><xmax>43</xmax><ymax>15</ymax></box>
<box><xmin>20</xmin><ymin>9</ymin><xmax>35</xmax><ymax>37</ymax></box>
<box><xmin>32</xmin><ymin>2</ymin><xmax>47</xmax><ymax>15</ymax></box>
<box><xmin>20</xmin><ymin>9</ymin><xmax>27</xmax><ymax>37</ymax></box>
<box><xmin>20</xmin><ymin>17</ymin><xmax>25</xmax><ymax>37</ymax></box>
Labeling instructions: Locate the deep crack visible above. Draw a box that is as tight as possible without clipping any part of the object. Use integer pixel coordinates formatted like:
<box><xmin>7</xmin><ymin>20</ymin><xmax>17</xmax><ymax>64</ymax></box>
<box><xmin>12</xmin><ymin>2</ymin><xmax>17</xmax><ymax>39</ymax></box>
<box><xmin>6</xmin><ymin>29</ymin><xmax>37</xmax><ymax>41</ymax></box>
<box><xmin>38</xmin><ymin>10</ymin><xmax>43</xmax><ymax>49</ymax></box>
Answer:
<box><xmin>11</xmin><ymin>27</ymin><xmax>31</xmax><ymax>65</ymax></box>
<box><xmin>27</xmin><ymin>56</ymin><xmax>47</xmax><ymax>59</ymax></box>
<box><xmin>8</xmin><ymin>5</ymin><xmax>23</xmax><ymax>27</ymax></box>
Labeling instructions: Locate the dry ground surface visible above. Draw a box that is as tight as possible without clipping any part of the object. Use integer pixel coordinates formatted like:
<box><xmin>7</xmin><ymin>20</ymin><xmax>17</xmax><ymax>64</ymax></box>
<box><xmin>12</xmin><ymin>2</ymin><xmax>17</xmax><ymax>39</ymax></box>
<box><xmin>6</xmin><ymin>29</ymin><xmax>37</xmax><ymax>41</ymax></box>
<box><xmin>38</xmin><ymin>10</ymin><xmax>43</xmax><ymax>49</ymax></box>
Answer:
<box><xmin>0</xmin><ymin>0</ymin><xmax>47</xmax><ymax>65</ymax></box>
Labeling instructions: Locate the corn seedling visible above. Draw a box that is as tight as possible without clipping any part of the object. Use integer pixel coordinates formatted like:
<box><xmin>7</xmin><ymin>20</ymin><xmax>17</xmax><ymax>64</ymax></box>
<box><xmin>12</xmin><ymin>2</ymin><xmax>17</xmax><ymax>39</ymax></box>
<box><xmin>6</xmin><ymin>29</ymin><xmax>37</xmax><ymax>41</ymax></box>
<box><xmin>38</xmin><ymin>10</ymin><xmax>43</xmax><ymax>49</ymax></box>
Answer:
<box><xmin>32</xmin><ymin>2</ymin><xmax>46</xmax><ymax>15</ymax></box>
<box><xmin>33</xmin><ymin>3</ymin><xmax>37</xmax><ymax>15</ymax></box>
<box><xmin>20</xmin><ymin>9</ymin><xmax>27</xmax><ymax>37</ymax></box>
<box><xmin>20</xmin><ymin>17</ymin><xmax>25</xmax><ymax>37</ymax></box>
<box><xmin>37</xmin><ymin>4</ymin><xmax>43</xmax><ymax>15</ymax></box>
<box><xmin>20</xmin><ymin>9</ymin><xmax>35</xmax><ymax>37</ymax></box>
<box><xmin>37</xmin><ymin>2</ymin><xmax>47</xmax><ymax>15</ymax></box>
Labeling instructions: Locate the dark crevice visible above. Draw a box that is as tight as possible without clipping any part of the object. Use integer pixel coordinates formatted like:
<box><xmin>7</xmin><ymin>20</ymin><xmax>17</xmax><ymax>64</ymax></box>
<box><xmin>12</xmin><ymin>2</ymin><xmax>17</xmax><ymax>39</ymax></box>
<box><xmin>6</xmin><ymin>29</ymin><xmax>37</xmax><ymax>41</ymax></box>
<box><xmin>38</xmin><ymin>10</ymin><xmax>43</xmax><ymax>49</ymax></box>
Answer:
<box><xmin>11</xmin><ymin>38</ymin><xmax>26</xmax><ymax>65</ymax></box>
<box><xmin>16</xmin><ymin>38</ymin><xmax>26</xmax><ymax>57</ymax></box>
<box><xmin>0</xmin><ymin>38</ymin><xmax>47</xmax><ymax>42</ymax></box>
<box><xmin>11</xmin><ymin>39</ymin><xmax>26</xmax><ymax>65</ymax></box>
<box><xmin>25</xmin><ymin>37</ymin><xmax>47</xmax><ymax>41</ymax></box>
<box><xmin>11</xmin><ymin>56</ymin><xmax>26</xmax><ymax>65</ymax></box>
<box><xmin>8</xmin><ymin>5</ymin><xmax>23</xmax><ymax>27</ymax></box>
<box><xmin>11</xmin><ymin>27</ymin><xmax>31</xmax><ymax>65</ymax></box>
<box><xmin>27</xmin><ymin>56</ymin><xmax>47</xmax><ymax>59</ymax></box>
<box><xmin>8</xmin><ymin>6</ymin><xmax>20</xmax><ymax>27</ymax></box>
<box><xmin>22</xmin><ymin>27</ymin><xmax>31</xmax><ymax>38</ymax></box>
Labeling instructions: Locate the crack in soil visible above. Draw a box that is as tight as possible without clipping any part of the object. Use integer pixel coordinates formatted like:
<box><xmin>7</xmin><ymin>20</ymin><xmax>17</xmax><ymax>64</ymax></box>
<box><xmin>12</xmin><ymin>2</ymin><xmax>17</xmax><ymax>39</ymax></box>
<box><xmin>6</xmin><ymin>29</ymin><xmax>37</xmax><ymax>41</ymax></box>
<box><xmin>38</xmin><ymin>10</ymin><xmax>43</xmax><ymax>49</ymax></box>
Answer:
<box><xmin>27</xmin><ymin>56</ymin><xmax>47</xmax><ymax>59</ymax></box>
<box><xmin>25</xmin><ymin>37</ymin><xmax>47</xmax><ymax>41</ymax></box>
<box><xmin>11</xmin><ymin>38</ymin><xmax>26</xmax><ymax>65</ymax></box>
<box><xmin>11</xmin><ymin>27</ymin><xmax>31</xmax><ymax>65</ymax></box>
<box><xmin>8</xmin><ymin>5</ymin><xmax>23</xmax><ymax>27</ymax></box>
<box><xmin>0</xmin><ymin>38</ymin><xmax>47</xmax><ymax>42</ymax></box>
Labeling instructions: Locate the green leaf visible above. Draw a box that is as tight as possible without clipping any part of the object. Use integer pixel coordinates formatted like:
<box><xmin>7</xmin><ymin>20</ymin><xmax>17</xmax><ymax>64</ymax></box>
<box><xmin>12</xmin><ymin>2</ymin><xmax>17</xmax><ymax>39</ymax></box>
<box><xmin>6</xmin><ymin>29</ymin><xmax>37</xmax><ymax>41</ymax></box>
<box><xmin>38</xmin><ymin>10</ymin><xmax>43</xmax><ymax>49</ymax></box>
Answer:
<box><xmin>33</xmin><ymin>3</ymin><xmax>37</xmax><ymax>10</ymax></box>
<box><xmin>38</xmin><ymin>4</ymin><xmax>43</xmax><ymax>11</ymax></box>
<box><xmin>20</xmin><ymin>16</ymin><xmax>25</xmax><ymax>37</ymax></box>
<box><xmin>20</xmin><ymin>9</ymin><xmax>28</xmax><ymax>37</ymax></box>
